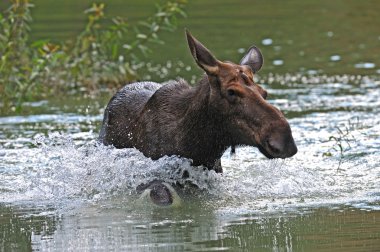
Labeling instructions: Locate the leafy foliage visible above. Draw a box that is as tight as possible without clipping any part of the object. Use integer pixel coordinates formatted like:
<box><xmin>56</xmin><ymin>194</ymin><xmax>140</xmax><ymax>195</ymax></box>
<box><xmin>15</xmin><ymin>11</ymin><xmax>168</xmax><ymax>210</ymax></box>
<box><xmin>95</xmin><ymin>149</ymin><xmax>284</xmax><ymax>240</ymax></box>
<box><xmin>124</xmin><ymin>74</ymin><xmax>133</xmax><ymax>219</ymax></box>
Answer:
<box><xmin>323</xmin><ymin>119</ymin><xmax>360</xmax><ymax>171</ymax></box>
<box><xmin>0</xmin><ymin>0</ymin><xmax>187</xmax><ymax>114</ymax></box>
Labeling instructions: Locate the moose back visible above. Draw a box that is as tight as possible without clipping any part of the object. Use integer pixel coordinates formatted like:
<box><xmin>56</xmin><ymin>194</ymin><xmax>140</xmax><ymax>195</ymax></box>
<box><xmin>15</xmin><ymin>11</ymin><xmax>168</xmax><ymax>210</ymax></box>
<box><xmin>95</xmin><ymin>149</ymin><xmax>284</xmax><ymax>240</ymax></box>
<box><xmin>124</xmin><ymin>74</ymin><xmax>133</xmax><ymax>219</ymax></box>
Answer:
<box><xmin>99</xmin><ymin>30</ymin><xmax>297</xmax><ymax>172</ymax></box>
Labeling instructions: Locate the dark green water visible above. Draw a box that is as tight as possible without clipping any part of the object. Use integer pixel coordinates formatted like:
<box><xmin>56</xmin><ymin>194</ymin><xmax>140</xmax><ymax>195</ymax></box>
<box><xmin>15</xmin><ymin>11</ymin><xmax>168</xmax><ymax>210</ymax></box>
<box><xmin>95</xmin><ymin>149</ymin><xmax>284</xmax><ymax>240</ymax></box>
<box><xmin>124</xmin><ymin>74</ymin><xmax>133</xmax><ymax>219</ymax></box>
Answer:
<box><xmin>2</xmin><ymin>0</ymin><xmax>379</xmax><ymax>77</ymax></box>
<box><xmin>1</xmin><ymin>1</ymin><xmax>380</xmax><ymax>251</ymax></box>
<box><xmin>40</xmin><ymin>0</ymin><xmax>380</xmax><ymax>75</ymax></box>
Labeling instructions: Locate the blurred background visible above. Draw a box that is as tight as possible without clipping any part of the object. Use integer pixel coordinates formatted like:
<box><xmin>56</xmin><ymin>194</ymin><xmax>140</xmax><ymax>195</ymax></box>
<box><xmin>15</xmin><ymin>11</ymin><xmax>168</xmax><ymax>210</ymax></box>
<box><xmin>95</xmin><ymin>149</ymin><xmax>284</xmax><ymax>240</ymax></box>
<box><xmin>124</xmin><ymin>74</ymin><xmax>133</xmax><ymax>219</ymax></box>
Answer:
<box><xmin>2</xmin><ymin>0</ymin><xmax>380</xmax><ymax>76</ymax></box>
<box><xmin>1</xmin><ymin>0</ymin><xmax>379</xmax><ymax>113</ymax></box>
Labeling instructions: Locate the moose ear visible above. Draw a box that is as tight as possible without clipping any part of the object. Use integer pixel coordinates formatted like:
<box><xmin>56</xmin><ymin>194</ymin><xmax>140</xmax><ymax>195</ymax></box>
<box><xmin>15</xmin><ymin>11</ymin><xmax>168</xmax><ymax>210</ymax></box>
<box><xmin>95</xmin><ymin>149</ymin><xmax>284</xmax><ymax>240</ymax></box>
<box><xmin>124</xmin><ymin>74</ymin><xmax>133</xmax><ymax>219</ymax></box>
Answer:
<box><xmin>240</xmin><ymin>45</ymin><xmax>264</xmax><ymax>73</ymax></box>
<box><xmin>186</xmin><ymin>29</ymin><xmax>219</xmax><ymax>75</ymax></box>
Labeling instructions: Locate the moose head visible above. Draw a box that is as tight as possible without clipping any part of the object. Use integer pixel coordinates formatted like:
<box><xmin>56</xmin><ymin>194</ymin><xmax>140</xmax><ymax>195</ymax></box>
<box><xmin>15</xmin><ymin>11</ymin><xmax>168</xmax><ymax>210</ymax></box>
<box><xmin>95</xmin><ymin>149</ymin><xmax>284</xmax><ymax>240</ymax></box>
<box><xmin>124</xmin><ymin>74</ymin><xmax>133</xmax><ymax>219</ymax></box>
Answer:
<box><xmin>186</xmin><ymin>30</ymin><xmax>297</xmax><ymax>159</ymax></box>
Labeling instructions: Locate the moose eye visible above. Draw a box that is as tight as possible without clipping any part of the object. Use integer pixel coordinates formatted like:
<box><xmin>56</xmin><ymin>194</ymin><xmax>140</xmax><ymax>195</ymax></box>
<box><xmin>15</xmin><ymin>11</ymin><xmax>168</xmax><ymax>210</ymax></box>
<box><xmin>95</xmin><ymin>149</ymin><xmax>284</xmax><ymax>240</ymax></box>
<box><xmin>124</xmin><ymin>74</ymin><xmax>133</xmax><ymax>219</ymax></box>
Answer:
<box><xmin>227</xmin><ymin>89</ymin><xmax>236</xmax><ymax>97</ymax></box>
<box><xmin>226</xmin><ymin>89</ymin><xmax>239</xmax><ymax>103</ymax></box>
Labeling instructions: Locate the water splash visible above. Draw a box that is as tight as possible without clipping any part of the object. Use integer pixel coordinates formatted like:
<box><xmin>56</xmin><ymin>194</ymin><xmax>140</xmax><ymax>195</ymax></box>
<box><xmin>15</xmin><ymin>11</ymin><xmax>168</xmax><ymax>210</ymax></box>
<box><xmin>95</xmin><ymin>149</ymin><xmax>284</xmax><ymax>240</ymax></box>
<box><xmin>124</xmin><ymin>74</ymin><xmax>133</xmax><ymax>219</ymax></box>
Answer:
<box><xmin>1</xmin><ymin>132</ymin><xmax>220</xmax><ymax>205</ymax></box>
<box><xmin>1</xmin><ymin>119</ymin><xmax>379</xmax><ymax>214</ymax></box>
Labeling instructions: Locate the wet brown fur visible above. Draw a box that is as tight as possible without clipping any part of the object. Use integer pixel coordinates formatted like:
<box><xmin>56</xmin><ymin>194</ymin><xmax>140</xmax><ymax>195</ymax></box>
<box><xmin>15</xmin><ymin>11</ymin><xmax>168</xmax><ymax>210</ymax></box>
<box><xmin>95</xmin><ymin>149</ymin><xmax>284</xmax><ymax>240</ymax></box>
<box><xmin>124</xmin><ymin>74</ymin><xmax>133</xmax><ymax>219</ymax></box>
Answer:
<box><xmin>99</xmin><ymin>31</ymin><xmax>297</xmax><ymax>172</ymax></box>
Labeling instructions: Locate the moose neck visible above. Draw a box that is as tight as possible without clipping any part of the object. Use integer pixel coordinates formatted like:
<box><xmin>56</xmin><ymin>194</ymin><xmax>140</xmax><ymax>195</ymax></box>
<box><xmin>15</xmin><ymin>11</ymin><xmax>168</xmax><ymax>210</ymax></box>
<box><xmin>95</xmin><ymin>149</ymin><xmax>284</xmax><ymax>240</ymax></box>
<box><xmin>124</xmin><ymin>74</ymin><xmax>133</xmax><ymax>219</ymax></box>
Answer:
<box><xmin>180</xmin><ymin>75</ymin><xmax>232</xmax><ymax>168</ymax></box>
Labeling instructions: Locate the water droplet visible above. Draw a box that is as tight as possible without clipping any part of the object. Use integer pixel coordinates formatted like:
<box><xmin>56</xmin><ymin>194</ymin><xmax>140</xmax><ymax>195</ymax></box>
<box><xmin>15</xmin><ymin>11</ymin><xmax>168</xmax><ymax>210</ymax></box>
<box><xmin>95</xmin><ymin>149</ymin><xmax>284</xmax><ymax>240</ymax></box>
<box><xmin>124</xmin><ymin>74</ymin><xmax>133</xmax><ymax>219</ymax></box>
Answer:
<box><xmin>330</xmin><ymin>55</ymin><xmax>341</xmax><ymax>61</ymax></box>
<box><xmin>354</xmin><ymin>62</ymin><xmax>375</xmax><ymax>69</ymax></box>
<box><xmin>272</xmin><ymin>59</ymin><xmax>284</xmax><ymax>66</ymax></box>
<box><xmin>237</xmin><ymin>48</ymin><xmax>245</xmax><ymax>54</ymax></box>
<box><xmin>261</xmin><ymin>38</ymin><xmax>273</xmax><ymax>46</ymax></box>
<box><xmin>307</xmin><ymin>69</ymin><xmax>318</xmax><ymax>75</ymax></box>
<box><xmin>327</xmin><ymin>31</ymin><xmax>334</xmax><ymax>37</ymax></box>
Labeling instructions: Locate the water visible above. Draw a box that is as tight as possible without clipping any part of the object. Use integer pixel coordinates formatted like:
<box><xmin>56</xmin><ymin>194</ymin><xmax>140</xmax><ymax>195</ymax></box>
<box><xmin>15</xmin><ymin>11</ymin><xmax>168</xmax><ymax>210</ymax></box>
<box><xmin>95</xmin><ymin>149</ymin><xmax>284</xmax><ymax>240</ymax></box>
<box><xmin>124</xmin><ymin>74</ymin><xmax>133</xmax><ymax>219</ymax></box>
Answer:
<box><xmin>1</xmin><ymin>74</ymin><xmax>379</xmax><ymax>250</ymax></box>
<box><xmin>1</xmin><ymin>0</ymin><xmax>380</xmax><ymax>251</ymax></box>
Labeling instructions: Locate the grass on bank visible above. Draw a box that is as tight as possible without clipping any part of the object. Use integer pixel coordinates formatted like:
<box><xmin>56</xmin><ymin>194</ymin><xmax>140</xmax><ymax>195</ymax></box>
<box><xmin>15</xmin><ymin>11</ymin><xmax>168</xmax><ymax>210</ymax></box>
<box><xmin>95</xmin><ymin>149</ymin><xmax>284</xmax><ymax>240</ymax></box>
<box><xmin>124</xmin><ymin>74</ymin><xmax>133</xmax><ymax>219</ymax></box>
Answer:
<box><xmin>0</xmin><ymin>0</ymin><xmax>187</xmax><ymax>114</ymax></box>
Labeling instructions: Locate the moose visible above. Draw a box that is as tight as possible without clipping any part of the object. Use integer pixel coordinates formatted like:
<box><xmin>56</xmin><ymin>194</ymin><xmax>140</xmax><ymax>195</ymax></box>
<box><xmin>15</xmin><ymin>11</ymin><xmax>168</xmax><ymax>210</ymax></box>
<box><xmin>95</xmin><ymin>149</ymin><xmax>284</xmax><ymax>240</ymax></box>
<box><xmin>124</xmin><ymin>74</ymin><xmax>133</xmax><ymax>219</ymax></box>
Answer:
<box><xmin>99</xmin><ymin>30</ymin><xmax>297</xmax><ymax>205</ymax></box>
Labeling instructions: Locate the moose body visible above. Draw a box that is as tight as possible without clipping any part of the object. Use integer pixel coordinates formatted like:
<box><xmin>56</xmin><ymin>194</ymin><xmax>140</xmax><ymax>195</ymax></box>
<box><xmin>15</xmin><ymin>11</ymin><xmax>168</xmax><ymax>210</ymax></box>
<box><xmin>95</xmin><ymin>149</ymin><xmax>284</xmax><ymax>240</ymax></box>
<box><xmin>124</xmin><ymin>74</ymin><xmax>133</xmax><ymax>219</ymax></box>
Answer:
<box><xmin>99</xmin><ymin>77</ymin><xmax>236</xmax><ymax>171</ymax></box>
<box><xmin>99</xmin><ymin>30</ymin><xmax>297</xmax><ymax>173</ymax></box>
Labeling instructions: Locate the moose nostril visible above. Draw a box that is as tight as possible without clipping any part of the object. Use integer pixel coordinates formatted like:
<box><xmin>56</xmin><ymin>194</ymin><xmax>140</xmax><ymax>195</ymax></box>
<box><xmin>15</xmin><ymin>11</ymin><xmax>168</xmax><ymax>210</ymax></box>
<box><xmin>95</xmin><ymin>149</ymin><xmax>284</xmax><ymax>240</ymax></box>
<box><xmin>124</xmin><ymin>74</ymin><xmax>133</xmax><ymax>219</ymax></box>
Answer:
<box><xmin>267</xmin><ymin>139</ymin><xmax>282</xmax><ymax>154</ymax></box>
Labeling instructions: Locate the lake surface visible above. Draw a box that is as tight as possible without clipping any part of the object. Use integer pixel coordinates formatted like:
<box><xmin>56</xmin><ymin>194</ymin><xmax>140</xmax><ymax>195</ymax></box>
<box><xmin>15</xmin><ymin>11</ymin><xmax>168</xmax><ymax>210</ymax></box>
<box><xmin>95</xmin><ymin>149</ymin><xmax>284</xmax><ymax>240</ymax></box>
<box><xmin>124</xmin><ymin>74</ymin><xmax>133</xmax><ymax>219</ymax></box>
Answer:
<box><xmin>1</xmin><ymin>0</ymin><xmax>380</xmax><ymax>251</ymax></box>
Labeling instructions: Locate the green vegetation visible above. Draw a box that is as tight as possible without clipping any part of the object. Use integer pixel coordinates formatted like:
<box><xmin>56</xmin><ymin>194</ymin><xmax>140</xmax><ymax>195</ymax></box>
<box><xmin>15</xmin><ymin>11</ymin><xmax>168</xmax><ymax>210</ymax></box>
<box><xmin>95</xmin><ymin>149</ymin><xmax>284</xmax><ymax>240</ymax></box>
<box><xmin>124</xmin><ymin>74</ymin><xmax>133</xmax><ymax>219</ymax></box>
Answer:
<box><xmin>323</xmin><ymin>118</ymin><xmax>362</xmax><ymax>171</ymax></box>
<box><xmin>0</xmin><ymin>0</ymin><xmax>186</xmax><ymax>113</ymax></box>
<box><xmin>324</xmin><ymin>127</ymin><xmax>355</xmax><ymax>171</ymax></box>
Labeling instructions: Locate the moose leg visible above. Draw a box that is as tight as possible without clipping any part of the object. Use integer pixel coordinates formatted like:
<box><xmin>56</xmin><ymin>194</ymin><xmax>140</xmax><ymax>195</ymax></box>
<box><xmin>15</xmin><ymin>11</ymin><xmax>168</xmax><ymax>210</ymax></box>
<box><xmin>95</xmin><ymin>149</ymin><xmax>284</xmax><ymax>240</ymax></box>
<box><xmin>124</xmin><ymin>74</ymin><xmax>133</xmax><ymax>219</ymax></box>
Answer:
<box><xmin>213</xmin><ymin>159</ymin><xmax>223</xmax><ymax>173</ymax></box>
<box><xmin>136</xmin><ymin>180</ymin><xmax>181</xmax><ymax>207</ymax></box>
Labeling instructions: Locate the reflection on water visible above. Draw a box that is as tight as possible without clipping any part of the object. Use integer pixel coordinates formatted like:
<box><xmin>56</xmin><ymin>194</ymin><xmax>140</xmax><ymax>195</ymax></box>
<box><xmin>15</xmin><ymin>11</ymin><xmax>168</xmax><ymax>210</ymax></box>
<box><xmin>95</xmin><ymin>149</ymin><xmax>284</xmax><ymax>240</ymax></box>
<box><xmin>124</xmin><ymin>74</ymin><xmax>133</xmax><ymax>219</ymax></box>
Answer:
<box><xmin>1</xmin><ymin>204</ymin><xmax>379</xmax><ymax>251</ymax></box>
<box><xmin>355</xmin><ymin>62</ymin><xmax>376</xmax><ymax>69</ymax></box>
